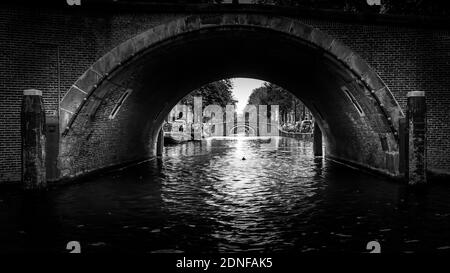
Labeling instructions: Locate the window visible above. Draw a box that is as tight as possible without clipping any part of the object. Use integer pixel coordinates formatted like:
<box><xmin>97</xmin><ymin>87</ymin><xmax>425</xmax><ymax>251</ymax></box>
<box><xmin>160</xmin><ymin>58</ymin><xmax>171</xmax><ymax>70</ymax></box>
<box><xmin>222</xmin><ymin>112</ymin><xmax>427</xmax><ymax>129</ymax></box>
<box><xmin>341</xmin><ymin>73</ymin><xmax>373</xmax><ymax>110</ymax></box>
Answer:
<box><xmin>341</xmin><ymin>86</ymin><xmax>364</xmax><ymax>116</ymax></box>
<box><xmin>109</xmin><ymin>89</ymin><xmax>132</xmax><ymax>119</ymax></box>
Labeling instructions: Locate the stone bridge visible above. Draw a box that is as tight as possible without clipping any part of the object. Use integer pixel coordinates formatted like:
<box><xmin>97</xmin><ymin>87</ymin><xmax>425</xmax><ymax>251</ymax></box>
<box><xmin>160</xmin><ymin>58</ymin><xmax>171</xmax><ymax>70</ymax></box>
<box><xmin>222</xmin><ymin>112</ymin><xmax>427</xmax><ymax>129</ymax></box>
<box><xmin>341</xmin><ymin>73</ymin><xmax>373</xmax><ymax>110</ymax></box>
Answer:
<box><xmin>0</xmin><ymin>2</ymin><xmax>449</xmax><ymax>185</ymax></box>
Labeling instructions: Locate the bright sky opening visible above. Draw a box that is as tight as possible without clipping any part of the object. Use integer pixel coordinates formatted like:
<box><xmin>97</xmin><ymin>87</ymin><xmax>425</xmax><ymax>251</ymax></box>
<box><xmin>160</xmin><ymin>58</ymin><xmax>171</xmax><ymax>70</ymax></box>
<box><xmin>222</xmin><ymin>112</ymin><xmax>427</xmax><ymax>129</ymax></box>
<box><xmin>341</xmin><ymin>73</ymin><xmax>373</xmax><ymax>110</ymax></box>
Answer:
<box><xmin>231</xmin><ymin>78</ymin><xmax>265</xmax><ymax>113</ymax></box>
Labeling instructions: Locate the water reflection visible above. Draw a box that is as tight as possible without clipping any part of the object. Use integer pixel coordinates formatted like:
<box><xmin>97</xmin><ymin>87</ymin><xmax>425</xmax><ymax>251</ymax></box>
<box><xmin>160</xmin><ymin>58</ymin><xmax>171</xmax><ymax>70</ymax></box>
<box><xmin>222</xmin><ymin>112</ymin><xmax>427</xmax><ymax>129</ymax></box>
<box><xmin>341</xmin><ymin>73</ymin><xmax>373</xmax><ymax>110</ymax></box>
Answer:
<box><xmin>0</xmin><ymin>137</ymin><xmax>449</xmax><ymax>253</ymax></box>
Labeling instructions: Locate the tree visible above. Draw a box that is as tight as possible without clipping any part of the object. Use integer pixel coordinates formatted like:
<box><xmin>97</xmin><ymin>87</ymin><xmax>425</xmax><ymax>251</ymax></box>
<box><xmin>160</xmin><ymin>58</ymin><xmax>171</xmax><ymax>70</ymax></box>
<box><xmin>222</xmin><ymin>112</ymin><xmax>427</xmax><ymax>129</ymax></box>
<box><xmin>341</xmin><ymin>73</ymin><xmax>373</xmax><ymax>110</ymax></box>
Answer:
<box><xmin>248</xmin><ymin>82</ymin><xmax>308</xmax><ymax>123</ymax></box>
<box><xmin>181</xmin><ymin>79</ymin><xmax>237</xmax><ymax>109</ymax></box>
<box><xmin>251</xmin><ymin>0</ymin><xmax>450</xmax><ymax>17</ymax></box>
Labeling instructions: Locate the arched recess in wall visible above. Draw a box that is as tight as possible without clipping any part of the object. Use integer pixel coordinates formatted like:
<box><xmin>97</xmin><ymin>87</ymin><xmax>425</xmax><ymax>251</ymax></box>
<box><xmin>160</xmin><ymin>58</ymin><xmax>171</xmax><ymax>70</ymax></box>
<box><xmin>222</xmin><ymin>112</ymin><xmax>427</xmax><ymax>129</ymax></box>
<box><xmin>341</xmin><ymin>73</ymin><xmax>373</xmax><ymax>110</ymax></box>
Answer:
<box><xmin>57</xmin><ymin>13</ymin><xmax>404</xmax><ymax>179</ymax></box>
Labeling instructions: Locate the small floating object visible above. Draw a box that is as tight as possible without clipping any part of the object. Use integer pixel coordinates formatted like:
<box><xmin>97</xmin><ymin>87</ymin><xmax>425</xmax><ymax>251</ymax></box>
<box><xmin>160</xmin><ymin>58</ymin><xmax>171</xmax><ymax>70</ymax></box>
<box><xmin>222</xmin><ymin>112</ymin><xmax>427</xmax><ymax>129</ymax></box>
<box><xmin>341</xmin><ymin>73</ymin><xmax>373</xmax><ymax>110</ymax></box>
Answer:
<box><xmin>151</xmin><ymin>229</ymin><xmax>161</xmax><ymax>233</ymax></box>
<box><xmin>242</xmin><ymin>157</ymin><xmax>246</xmax><ymax>160</ymax></box>
<box><xmin>77</xmin><ymin>224</ymin><xmax>85</xmax><ymax>228</ymax></box>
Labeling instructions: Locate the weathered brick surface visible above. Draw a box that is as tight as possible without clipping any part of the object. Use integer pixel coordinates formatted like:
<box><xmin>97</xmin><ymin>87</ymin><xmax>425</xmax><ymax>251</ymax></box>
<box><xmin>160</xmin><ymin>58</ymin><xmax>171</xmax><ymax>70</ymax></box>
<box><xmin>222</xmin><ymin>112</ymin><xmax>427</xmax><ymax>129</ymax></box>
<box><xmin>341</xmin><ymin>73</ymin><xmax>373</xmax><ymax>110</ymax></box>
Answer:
<box><xmin>305</xmin><ymin>20</ymin><xmax>450</xmax><ymax>174</ymax></box>
<box><xmin>0</xmin><ymin>7</ymin><xmax>178</xmax><ymax>182</ymax></box>
<box><xmin>0</xmin><ymin>6</ymin><xmax>449</xmax><ymax>183</ymax></box>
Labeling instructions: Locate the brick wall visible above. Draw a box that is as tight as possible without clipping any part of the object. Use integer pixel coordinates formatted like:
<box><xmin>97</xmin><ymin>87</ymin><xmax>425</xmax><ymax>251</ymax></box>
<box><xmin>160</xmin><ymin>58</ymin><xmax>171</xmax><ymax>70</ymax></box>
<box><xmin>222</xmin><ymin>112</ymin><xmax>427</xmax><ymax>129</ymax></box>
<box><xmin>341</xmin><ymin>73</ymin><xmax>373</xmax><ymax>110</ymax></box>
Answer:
<box><xmin>0</xmin><ymin>5</ymin><xmax>449</xmax><ymax>183</ymax></box>
<box><xmin>0</xmin><ymin>7</ymin><xmax>179</xmax><ymax>183</ymax></box>
<box><xmin>304</xmin><ymin>20</ymin><xmax>450</xmax><ymax>174</ymax></box>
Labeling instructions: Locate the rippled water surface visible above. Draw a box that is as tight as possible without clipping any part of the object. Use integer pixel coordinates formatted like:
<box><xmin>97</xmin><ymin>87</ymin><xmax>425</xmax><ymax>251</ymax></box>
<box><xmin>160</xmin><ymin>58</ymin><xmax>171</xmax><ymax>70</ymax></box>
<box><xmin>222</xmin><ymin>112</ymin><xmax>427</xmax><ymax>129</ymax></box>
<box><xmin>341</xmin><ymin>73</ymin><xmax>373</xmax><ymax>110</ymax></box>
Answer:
<box><xmin>1</xmin><ymin>137</ymin><xmax>450</xmax><ymax>253</ymax></box>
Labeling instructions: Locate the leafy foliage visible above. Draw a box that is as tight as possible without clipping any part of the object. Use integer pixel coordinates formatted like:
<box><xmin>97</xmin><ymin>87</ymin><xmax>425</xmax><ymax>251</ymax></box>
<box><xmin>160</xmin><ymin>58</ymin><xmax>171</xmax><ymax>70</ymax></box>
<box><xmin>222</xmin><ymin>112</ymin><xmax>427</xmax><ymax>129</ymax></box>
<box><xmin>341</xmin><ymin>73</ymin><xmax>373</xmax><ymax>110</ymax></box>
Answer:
<box><xmin>251</xmin><ymin>0</ymin><xmax>450</xmax><ymax>17</ymax></box>
<box><xmin>247</xmin><ymin>82</ymin><xmax>308</xmax><ymax>121</ymax></box>
<box><xmin>181</xmin><ymin>79</ymin><xmax>237</xmax><ymax>109</ymax></box>
<box><xmin>156</xmin><ymin>0</ymin><xmax>450</xmax><ymax>17</ymax></box>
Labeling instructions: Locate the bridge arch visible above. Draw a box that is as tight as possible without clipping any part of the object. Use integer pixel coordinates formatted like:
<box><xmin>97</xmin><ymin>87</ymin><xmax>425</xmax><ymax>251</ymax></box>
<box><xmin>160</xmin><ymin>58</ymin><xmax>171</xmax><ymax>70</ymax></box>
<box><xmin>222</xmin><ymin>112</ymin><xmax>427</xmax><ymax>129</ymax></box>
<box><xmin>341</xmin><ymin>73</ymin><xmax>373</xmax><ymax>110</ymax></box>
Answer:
<box><xmin>228</xmin><ymin>125</ymin><xmax>257</xmax><ymax>137</ymax></box>
<box><xmin>57</xmin><ymin>13</ymin><xmax>404</xmax><ymax>179</ymax></box>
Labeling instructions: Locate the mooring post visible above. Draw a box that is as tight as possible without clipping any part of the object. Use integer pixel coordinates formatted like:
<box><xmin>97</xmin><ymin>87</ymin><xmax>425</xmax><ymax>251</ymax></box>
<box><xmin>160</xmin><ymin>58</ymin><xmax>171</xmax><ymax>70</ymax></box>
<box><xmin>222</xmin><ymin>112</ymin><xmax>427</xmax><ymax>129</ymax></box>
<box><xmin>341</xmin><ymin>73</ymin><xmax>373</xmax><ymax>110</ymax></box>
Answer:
<box><xmin>157</xmin><ymin>127</ymin><xmax>164</xmax><ymax>157</ymax></box>
<box><xmin>398</xmin><ymin>117</ymin><xmax>408</xmax><ymax>178</ymax></box>
<box><xmin>406</xmin><ymin>91</ymin><xmax>427</xmax><ymax>185</ymax></box>
<box><xmin>313</xmin><ymin>123</ymin><xmax>323</xmax><ymax>157</ymax></box>
<box><xmin>21</xmin><ymin>89</ymin><xmax>46</xmax><ymax>190</ymax></box>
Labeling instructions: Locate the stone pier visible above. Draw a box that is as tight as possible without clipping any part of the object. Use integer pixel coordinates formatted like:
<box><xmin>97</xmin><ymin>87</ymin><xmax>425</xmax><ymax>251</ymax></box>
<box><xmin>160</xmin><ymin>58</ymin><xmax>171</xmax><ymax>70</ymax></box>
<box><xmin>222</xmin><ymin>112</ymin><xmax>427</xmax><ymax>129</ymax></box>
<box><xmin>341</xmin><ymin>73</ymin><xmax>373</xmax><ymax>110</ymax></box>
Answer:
<box><xmin>157</xmin><ymin>127</ymin><xmax>164</xmax><ymax>157</ymax></box>
<box><xmin>406</xmin><ymin>91</ymin><xmax>427</xmax><ymax>185</ymax></box>
<box><xmin>398</xmin><ymin>117</ymin><xmax>408</xmax><ymax>177</ymax></box>
<box><xmin>313</xmin><ymin>124</ymin><xmax>323</xmax><ymax>157</ymax></box>
<box><xmin>21</xmin><ymin>89</ymin><xmax>46</xmax><ymax>190</ymax></box>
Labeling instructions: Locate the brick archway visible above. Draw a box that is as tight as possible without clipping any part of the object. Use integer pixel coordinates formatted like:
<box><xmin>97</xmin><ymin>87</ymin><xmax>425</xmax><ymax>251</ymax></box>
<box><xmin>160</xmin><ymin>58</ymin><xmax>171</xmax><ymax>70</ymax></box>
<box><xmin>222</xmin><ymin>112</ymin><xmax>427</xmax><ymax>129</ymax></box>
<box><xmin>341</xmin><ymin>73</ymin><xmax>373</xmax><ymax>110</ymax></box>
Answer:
<box><xmin>57</xmin><ymin>13</ymin><xmax>404</xmax><ymax>180</ymax></box>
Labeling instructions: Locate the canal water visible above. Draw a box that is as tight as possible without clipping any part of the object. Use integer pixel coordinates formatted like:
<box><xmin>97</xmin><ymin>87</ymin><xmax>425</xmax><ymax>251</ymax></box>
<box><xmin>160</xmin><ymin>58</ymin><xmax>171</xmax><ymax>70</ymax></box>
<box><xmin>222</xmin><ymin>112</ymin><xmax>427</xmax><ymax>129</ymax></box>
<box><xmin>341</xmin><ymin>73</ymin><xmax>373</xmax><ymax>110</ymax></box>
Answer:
<box><xmin>0</xmin><ymin>137</ymin><xmax>449</xmax><ymax>254</ymax></box>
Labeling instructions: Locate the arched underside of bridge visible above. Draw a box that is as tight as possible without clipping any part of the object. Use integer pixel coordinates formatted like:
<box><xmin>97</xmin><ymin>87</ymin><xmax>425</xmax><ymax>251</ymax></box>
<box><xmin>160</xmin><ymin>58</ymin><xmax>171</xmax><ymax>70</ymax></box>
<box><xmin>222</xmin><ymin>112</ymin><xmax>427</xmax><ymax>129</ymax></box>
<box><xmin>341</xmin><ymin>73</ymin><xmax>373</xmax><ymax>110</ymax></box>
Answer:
<box><xmin>58</xmin><ymin>14</ymin><xmax>404</xmax><ymax>180</ymax></box>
